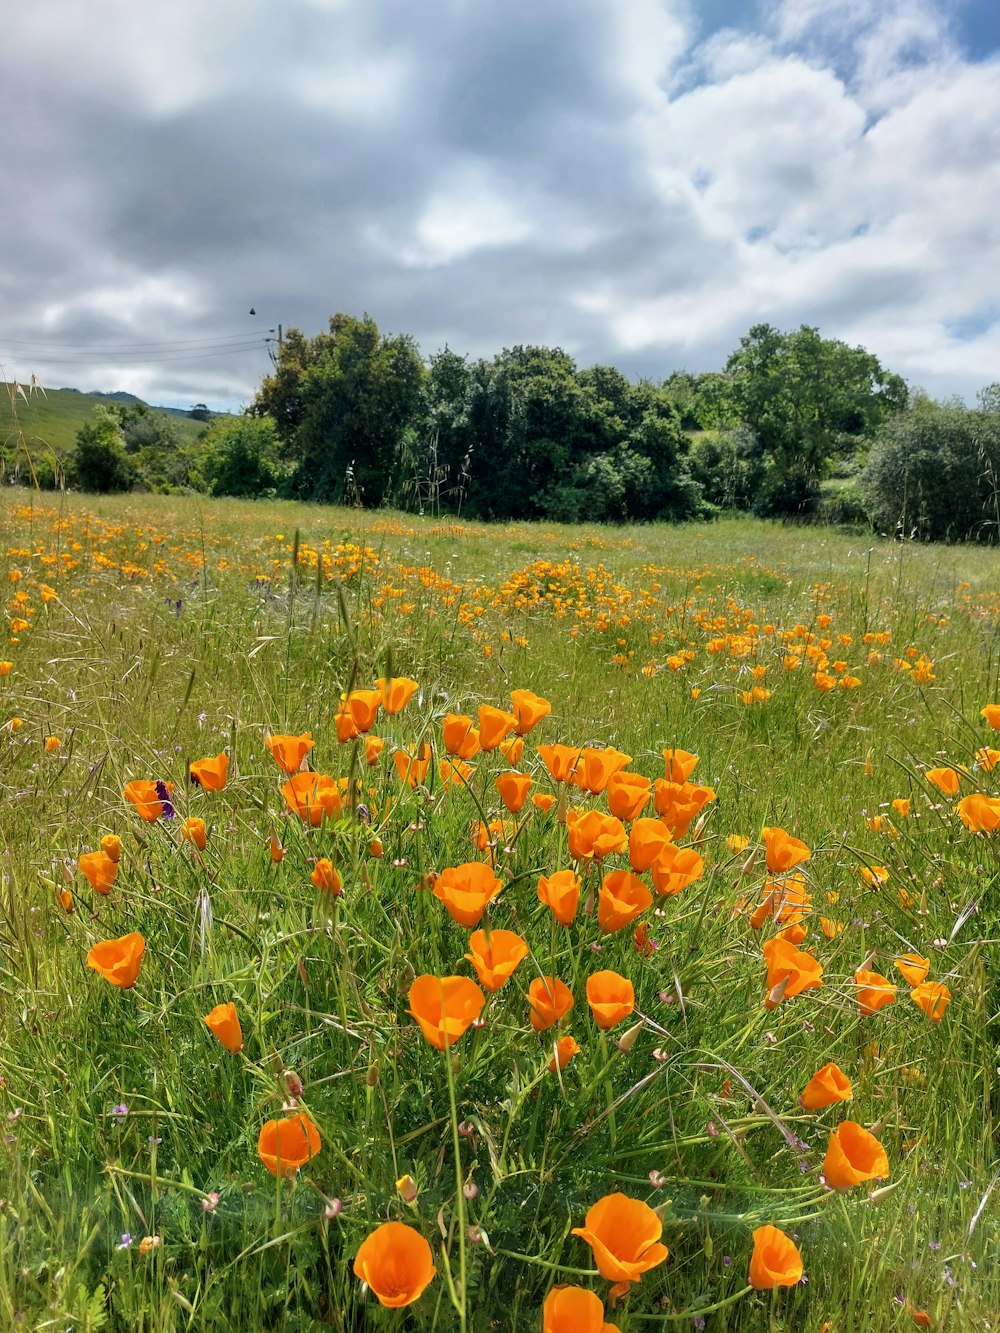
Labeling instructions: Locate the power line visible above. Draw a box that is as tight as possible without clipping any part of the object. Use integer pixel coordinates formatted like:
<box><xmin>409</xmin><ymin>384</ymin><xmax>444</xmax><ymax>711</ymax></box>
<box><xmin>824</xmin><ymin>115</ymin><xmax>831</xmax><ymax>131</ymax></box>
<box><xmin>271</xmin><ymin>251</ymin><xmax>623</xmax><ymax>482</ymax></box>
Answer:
<box><xmin>0</xmin><ymin>341</ymin><xmax>272</xmax><ymax>366</ymax></box>
<box><xmin>0</xmin><ymin>330</ymin><xmax>273</xmax><ymax>352</ymax></box>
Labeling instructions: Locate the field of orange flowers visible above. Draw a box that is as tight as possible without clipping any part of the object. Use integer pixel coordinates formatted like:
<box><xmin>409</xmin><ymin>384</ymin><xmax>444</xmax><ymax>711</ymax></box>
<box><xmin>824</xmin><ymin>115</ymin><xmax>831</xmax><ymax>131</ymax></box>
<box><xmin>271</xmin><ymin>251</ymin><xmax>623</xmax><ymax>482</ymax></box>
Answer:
<box><xmin>0</xmin><ymin>490</ymin><xmax>998</xmax><ymax>1332</ymax></box>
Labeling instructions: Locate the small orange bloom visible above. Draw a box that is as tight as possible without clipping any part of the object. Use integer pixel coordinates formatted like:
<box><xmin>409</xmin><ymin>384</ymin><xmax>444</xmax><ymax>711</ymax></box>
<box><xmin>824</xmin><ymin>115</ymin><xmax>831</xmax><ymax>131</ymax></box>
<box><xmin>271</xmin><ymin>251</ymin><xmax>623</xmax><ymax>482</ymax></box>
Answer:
<box><xmin>311</xmin><ymin>858</ymin><xmax>343</xmax><ymax>896</ymax></box>
<box><xmin>537</xmin><ymin>869</ymin><xmax>581</xmax><ymax>926</ymax></box>
<box><xmin>854</xmin><ymin>968</ymin><xmax>897</xmax><ymax>1015</ymax></box>
<box><xmin>762</xmin><ymin>937</ymin><xmax>823</xmax><ymax>1008</ymax></box>
<box><xmin>891</xmin><ymin>798</ymin><xmax>911</xmax><ymax>817</ymax></box>
<box><xmin>45</xmin><ymin>735</ymin><xmax>61</xmax><ymax>753</ymax></box>
<box><xmin>442</xmin><ymin>713</ymin><xmax>480</xmax><ymax>759</ymax></box>
<box><xmin>925</xmin><ymin>767</ymin><xmax>960</xmax><ymax>797</ymax></box>
<box><xmin>376</xmin><ymin>676</ymin><xmax>419</xmax><ymax>715</ymax></box>
<box><xmin>204</xmin><ymin>1001</ymin><xmax>243</xmax><ymax>1053</ymax></box>
<box><xmin>956</xmin><ymin>793</ymin><xmax>1000</xmax><ymax>832</ymax></box>
<box><xmin>353</xmin><ymin>1220</ymin><xmax>436</xmax><ymax>1308</ymax></box>
<box><xmin>597</xmin><ymin>870</ymin><xmax>653</xmax><ymax>934</ymax></box>
<box><xmin>393</xmin><ymin>744</ymin><xmax>432</xmax><ymax>788</ymax></box>
<box><xmin>586</xmin><ymin>970</ymin><xmax>635</xmax><ymax>1030</ymax></box>
<box><xmin>542</xmin><ymin>1286</ymin><xmax>615</xmax><ymax>1331</ymax></box>
<box><xmin>510</xmin><ymin>688</ymin><xmax>551</xmax><ymax>735</ymax></box>
<box><xmin>567</xmin><ymin>809</ymin><xmax>628</xmax><ymax>861</ymax></box>
<box><xmin>571</xmin><ymin>1193</ymin><xmax>669</xmax><ymax>1284</ymax></box>
<box><xmin>662</xmin><ymin>748</ymin><xmax>699</xmax><ymax>783</ymax></box>
<box><xmin>761</xmin><ymin>826</ymin><xmax>811</xmax><ymax>874</ymax></box>
<box><xmin>86</xmin><ymin>933</ymin><xmax>145</xmax><ymax>989</ymax></box>
<box><xmin>748</xmin><ymin>1225</ymin><xmax>803</xmax><ymax>1289</ymax></box>
<box><xmin>823</xmin><ymin>1121</ymin><xmax>888</xmax><ymax>1189</ymax></box>
<box><xmin>649</xmin><ymin>843</ymin><xmax>703</xmax><ymax>897</ymax></box>
<box><xmin>574</xmin><ymin>747</ymin><xmax>632</xmax><ymax>795</ymax></box>
<box><xmin>408</xmin><ymin>975</ymin><xmax>485</xmax><ymax>1049</ymax></box>
<box><xmin>974</xmin><ymin>746</ymin><xmax>1000</xmax><ymax>771</ymax></box>
<box><xmin>495</xmin><ymin>770</ymin><xmax>533</xmax><ymax>813</ymax></box>
<box><xmin>365</xmin><ymin>735</ymin><xmax>385</xmax><ymax>765</ymax></box>
<box><xmin>264</xmin><ymin>732</ymin><xmax>314</xmax><ymax>774</ymax></box>
<box><xmin>859</xmin><ymin>864</ymin><xmax>889</xmax><ymax>887</ymax></box>
<box><xmin>652</xmin><ymin>780</ymin><xmax>715</xmax><ymax>837</ymax></box>
<box><xmin>181</xmin><ymin>817</ymin><xmax>207</xmax><ymax>851</ymax></box>
<box><xmin>101</xmin><ymin>833</ymin><xmax>122</xmax><ymax>863</ymax></box>
<box><xmin>527</xmin><ymin>976</ymin><xmax>574</xmax><ymax>1031</ymax></box>
<box><xmin>799</xmin><ymin>1062</ymin><xmax>852</xmax><ymax>1110</ymax></box>
<box><xmin>910</xmin><ymin>981</ymin><xmax>951</xmax><ymax>1022</ymax></box>
<box><xmin>547</xmin><ymin>1036</ymin><xmax>582</xmax><ymax>1074</ymax></box>
<box><xmin>433</xmin><ymin>862</ymin><xmax>502</xmax><ymax>928</ymax></box>
<box><xmin>189</xmin><ymin>752</ymin><xmax>228</xmax><ymax>790</ymax></box>
<box><xmin>78</xmin><ymin>850</ymin><xmax>117</xmax><ymax>895</ymax></box>
<box><xmin>122</xmin><ymin>780</ymin><xmax>170</xmax><ymax>822</ymax></box>
<box><xmin>606</xmin><ymin>770</ymin><xmax>651</xmax><ymax>821</ymax></box>
<box><xmin>532</xmin><ymin>792</ymin><xmax>557</xmax><ymax>813</ymax></box>
<box><xmin>628</xmin><ymin>818</ymin><xmax>674</xmax><ymax>872</ymax></box>
<box><xmin>981</xmin><ymin>704</ymin><xmax>1000</xmax><ymax>730</ymax></box>
<box><xmin>464</xmin><ymin>929</ymin><xmax>529</xmax><ymax>992</ymax></box>
<box><xmin>281</xmin><ymin>772</ymin><xmax>342</xmax><ymax>825</ymax></box>
<box><xmin>269</xmin><ymin>831</ymin><xmax>285</xmax><ymax>863</ymax></box>
<box><xmin>536</xmin><ymin>743</ymin><xmax>582</xmax><ymax>784</ymax></box>
<box><xmin>498</xmin><ymin>733</ymin><xmax>525</xmax><ymax>765</ymax></box>
<box><xmin>257</xmin><ymin>1111</ymin><xmax>321</xmax><ymax>1177</ymax></box>
<box><xmin>477</xmin><ymin>704</ymin><xmax>518</xmax><ymax>751</ymax></box>
<box><xmin>894</xmin><ymin>953</ymin><xmax>930</xmax><ymax>985</ymax></box>
<box><xmin>344</xmin><ymin>688</ymin><xmax>381</xmax><ymax>734</ymax></box>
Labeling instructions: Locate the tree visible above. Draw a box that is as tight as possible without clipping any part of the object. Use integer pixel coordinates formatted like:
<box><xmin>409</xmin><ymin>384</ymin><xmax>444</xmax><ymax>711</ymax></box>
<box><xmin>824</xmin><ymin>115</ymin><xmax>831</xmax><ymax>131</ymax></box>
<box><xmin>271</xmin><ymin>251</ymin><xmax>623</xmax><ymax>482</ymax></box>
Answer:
<box><xmin>725</xmin><ymin>324</ymin><xmax>907</xmax><ymax>514</ymax></box>
<box><xmin>200</xmin><ymin>415</ymin><xmax>285</xmax><ymax>498</ymax></box>
<box><xmin>253</xmin><ymin>314</ymin><xmax>424</xmax><ymax>505</ymax></box>
<box><xmin>70</xmin><ymin>408</ymin><xmax>136</xmax><ymax>493</ymax></box>
<box><xmin>188</xmin><ymin>403</ymin><xmax>211</xmax><ymax>421</ymax></box>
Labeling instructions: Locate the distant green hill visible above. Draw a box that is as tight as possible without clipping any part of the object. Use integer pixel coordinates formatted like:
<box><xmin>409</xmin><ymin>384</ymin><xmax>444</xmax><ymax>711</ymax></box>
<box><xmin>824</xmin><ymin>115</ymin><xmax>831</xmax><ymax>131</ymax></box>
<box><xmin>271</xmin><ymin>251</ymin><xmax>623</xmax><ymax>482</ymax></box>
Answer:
<box><xmin>2</xmin><ymin>384</ymin><xmax>217</xmax><ymax>458</ymax></box>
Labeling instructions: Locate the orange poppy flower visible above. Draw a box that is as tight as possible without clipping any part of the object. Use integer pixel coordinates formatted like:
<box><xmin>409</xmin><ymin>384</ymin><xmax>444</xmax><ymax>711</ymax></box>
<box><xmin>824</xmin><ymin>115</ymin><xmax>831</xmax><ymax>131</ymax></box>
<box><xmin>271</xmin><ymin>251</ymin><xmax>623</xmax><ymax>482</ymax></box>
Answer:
<box><xmin>894</xmin><ymin>953</ymin><xmax>930</xmax><ymax>985</ymax></box>
<box><xmin>264</xmin><ymin>732</ymin><xmax>314</xmax><ymax>774</ymax></box>
<box><xmin>533</xmin><ymin>792</ymin><xmax>557</xmax><ymax>813</ymax></box>
<box><xmin>122</xmin><ymin>780</ymin><xmax>170</xmax><ymax>822</ymax></box>
<box><xmin>464</xmin><ymin>929</ymin><xmax>529</xmax><ymax>992</ymax></box>
<box><xmin>606</xmin><ymin>771</ymin><xmax>651</xmax><ymax>821</ymax></box>
<box><xmin>910</xmin><ymin>981</ymin><xmax>951</xmax><ymax>1022</ymax></box>
<box><xmin>537</xmin><ymin>869</ymin><xmax>581</xmax><ymax>926</ymax></box>
<box><xmin>204</xmin><ymin>1001</ymin><xmax>243</xmax><ymax>1053</ymax></box>
<box><xmin>495</xmin><ymin>770</ymin><xmax>533</xmax><ymax>813</ymax></box>
<box><xmin>574</xmin><ymin>747</ymin><xmax>632</xmax><ymax>796</ymax></box>
<box><xmin>571</xmin><ymin>1193</ymin><xmax>669</xmax><ymax>1284</ymax></box>
<box><xmin>799</xmin><ymin>1062</ymin><xmax>853</xmax><ymax>1110</ymax></box>
<box><xmin>472</xmin><ymin>817</ymin><xmax>514</xmax><ymax>850</ymax></box>
<box><xmin>58</xmin><ymin>889</ymin><xmax>74</xmax><ymax>914</ymax></box>
<box><xmin>344</xmin><ymin>689</ymin><xmax>381</xmax><ymax>735</ymax></box>
<box><xmin>974</xmin><ymin>746</ymin><xmax>1000</xmax><ymax>772</ymax></box>
<box><xmin>628</xmin><ymin>818</ymin><xmax>674</xmax><ymax>872</ymax></box>
<box><xmin>650</xmin><ymin>843</ymin><xmax>703</xmax><ymax>897</ymax></box>
<box><xmin>547</xmin><ymin>1036</ymin><xmax>582</xmax><ymax>1074</ymax></box>
<box><xmin>311</xmin><ymin>858</ymin><xmax>342</xmax><ymax>896</ymax></box>
<box><xmin>393</xmin><ymin>744</ymin><xmax>432</xmax><ymax>788</ymax></box>
<box><xmin>748</xmin><ymin>1225</ymin><xmax>803</xmax><ymax>1289</ymax></box>
<box><xmin>498</xmin><ymin>734</ymin><xmax>525</xmax><ymax>765</ymax></box>
<box><xmin>762</xmin><ymin>937</ymin><xmax>823</xmax><ymax>1008</ymax></box>
<box><xmin>662</xmin><ymin>748</ymin><xmax>699</xmax><ymax>783</ymax></box>
<box><xmin>854</xmin><ymin>968</ymin><xmax>897</xmax><ymax>1015</ymax></box>
<box><xmin>761</xmin><ymin>826</ymin><xmax>811</xmax><ymax>874</ymax></box>
<box><xmin>181</xmin><ymin>817</ymin><xmax>207</xmax><ymax>851</ymax></box>
<box><xmin>78</xmin><ymin>850</ymin><xmax>117</xmax><ymax>895</ymax></box>
<box><xmin>407</xmin><ymin>974</ymin><xmax>485</xmax><ymax>1050</ymax></box>
<box><xmin>542</xmin><ymin>1286</ymin><xmax>616</xmax><ymax>1332</ymax></box>
<box><xmin>432</xmin><ymin>862</ymin><xmax>502</xmax><ymax>928</ymax></box>
<box><xmin>86</xmin><ymin>933</ymin><xmax>145</xmax><ymax>989</ymax></box>
<box><xmin>926</xmin><ymin>766</ymin><xmax>961</xmax><ymax>796</ymax></box>
<box><xmin>376</xmin><ymin>676</ymin><xmax>419</xmax><ymax>715</ymax></box>
<box><xmin>334</xmin><ymin>701</ymin><xmax>361</xmax><ymax>742</ymax></box>
<box><xmin>652</xmin><ymin>780</ymin><xmax>715</xmax><ymax>837</ymax></box>
<box><xmin>365</xmin><ymin>735</ymin><xmax>385</xmax><ymax>765</ymax></box>
<box><xmin>527</xmin><ymin>976</ymin><xmax>574</xmax><ymax>1031</ymax></box>
<box><xmin>353</xmin><ymin>1220</ymin><xmax>436</xmax><ymax>1308</ymax></box>
<box><xmin>567</xmin><ymin>809</ymin><xmax>628</xmax><ymax>861</ymax></box>
<box><xmin>981</xmin><ymin>704</ymin><xmax>1000</xmax><ymax>730</ymax></box>
<box><xmin>189</xmin><ymin>752</ymin><xmax>228</xmax><ymax>790</ymax></box>
<box><xmin>891</xmin><ymin>798</ymin><xmax>911</xmax><ymax>818</ymax></box>
<box><xmin>439</xmin><ymin>758</ymin><xmax>475</xmax><ymax>789</ymax></box>
<box><xmin>442</xmin><ymin>713</ymin><xmax>480</xmax><ymax>759</ymax></box>
<box><xmin>510</xmin><ymin>689</ymin><xmax>551</xmax><ymax>736</ymax></box>
<box><xmin>586</xmin><ymin>970</ymin><xmax>635</xmax><ymax>1029</ymax></box>
<box><xmin>822</xmin><ymin>1121</ymin><xmax>888</xmax><ymax>1189</ymax></box>
<box><xmin>269</xmin><ymin>831</ymin><xmax>285</xmax><ymax>863</ymax></box>
<box><xmin>536</xmin><ymin>743</ymin><xmax>582</xmax><ymax>784</ymax></box>
<box><xmin>478</xmin><ymin>704</ymin><xmax>518</xmax><ymax>751</ymax></box>
<box><xmin>281</xmin><ymin>772</ymin><xmax>342</xmax><ymax>826</ymax></box>
<box><xmin>45</xmin><ymin>735</ymin><xmax>61</xmax><ymax>753</ymax></box>
<box><xmin>597</xmin><ymin>870</ymin><xmax>653</xmax><ymax>934</ymax></box>
<box><xmin>257</xmin><ymin>1111</ymin><xmax>321</xmax><ymax>1177</ymax></box>
<box><xmin>101</xmin><ymin>833</ymin><xmax>122</xmax><ymax>863</ymax></box>
<box><xmin>859</xmin><ymin>864</ymin><xmax>889</xmax><ymax>887</ymax></box>
<box><xmin>956</xmin><ymin>793</ymin><xmax>1000</xmax><ymax>832</ymax></box>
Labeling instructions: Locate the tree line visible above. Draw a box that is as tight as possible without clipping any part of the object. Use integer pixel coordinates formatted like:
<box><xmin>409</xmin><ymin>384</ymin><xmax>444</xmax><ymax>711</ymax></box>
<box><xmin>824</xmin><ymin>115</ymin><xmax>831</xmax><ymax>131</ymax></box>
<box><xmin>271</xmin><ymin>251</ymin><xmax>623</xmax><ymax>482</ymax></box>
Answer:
<box><xmin>54</xmin><ymin>313</ymin><xmax>1000</xmax><ymax>542</ymax></box>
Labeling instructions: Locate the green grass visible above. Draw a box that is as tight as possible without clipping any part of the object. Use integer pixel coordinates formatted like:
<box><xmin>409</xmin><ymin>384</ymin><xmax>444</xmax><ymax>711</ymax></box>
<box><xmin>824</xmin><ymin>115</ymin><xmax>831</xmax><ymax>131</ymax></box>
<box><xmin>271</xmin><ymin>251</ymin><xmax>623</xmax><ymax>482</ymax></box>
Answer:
<box><xmin>0</xmin><ymin>489</ymin><xmax>997</xmax><ymax>1331</ymax></box>
<box><xmin>2</xmin><ymin>384</ymin><xmax>210</xmax><ymax>461</ymax></box>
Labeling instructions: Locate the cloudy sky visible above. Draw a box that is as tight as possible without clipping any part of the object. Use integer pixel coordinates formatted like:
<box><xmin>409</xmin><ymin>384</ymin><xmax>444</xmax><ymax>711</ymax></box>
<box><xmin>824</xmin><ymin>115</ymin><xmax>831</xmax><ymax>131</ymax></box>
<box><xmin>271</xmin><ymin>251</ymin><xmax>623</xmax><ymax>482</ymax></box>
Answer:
<box><xmin>2</xmin><ymin>0</ymin><xmax>999</xmax><ymax>410</ymax></box>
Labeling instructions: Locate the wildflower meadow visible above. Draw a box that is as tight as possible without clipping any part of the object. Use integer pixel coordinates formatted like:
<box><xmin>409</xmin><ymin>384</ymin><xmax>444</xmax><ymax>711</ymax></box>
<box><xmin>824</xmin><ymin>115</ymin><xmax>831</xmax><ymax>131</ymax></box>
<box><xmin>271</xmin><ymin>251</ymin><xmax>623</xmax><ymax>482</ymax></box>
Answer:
<box><xmin>1</xmin><ymin>490</ymin><xmax>998</xmax><ymax>1332</ymax></box>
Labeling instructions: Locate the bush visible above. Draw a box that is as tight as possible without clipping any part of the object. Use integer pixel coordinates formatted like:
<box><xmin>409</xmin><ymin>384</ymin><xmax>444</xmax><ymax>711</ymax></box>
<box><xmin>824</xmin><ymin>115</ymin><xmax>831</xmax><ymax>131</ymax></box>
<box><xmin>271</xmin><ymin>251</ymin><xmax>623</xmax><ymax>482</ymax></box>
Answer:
<box><xmin>199</xmin><ymin>415</ymin><xmax>286</xmax><ymax>498</ymax></box>
<box><xmin>70</xmin><ymin>409</ymin><xmax>136</xmax><ymax>493</ymax></box>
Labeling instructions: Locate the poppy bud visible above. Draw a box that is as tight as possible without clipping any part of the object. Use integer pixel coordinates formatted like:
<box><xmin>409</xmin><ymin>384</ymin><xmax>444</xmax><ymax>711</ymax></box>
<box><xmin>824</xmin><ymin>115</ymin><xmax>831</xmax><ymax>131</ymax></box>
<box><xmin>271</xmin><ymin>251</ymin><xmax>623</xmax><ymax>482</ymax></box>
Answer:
<box><xmin>369</xmin><ymin>837</ymin><xmax>384</xmax><ymax>859</ymax></box>
<box><xmin>396</xmin><ymin>1174</ymin><xmax>419</xmax><ymax>1204</ymax></box>
<box><xmin>283</xmin><ymin>1069</ymin><xmax>304</xmax><ymax>1098</ymax></box>
<box><xmin>616</xmin><ymin>1020</ymin><xmax>644</xmax><ymax>1054</ymax></box>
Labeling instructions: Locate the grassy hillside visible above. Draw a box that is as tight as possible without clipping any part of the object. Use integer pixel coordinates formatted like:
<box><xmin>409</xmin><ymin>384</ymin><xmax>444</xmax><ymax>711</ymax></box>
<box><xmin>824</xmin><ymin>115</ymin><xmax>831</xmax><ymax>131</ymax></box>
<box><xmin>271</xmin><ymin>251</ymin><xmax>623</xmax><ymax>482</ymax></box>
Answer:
<box><xmin>2</xmin><ymin>383</ymin><xmax>213</xmax><ymax>457</ymax></box>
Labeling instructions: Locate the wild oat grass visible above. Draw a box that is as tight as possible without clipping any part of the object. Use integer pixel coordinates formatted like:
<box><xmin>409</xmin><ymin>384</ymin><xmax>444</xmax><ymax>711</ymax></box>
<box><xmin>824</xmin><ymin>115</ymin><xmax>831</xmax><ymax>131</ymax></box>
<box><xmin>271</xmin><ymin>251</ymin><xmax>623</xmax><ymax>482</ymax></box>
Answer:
<box><xmin>0</xmin><ymin>488</ymin><xmax>997</xmax><ymax>1331</ymax></box>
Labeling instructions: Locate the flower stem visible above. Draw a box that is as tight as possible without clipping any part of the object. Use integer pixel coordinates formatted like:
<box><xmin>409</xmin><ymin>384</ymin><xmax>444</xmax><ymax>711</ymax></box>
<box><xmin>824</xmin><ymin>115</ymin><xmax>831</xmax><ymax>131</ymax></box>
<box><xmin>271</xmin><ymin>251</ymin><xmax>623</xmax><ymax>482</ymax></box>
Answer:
<box><xmin>444</xmin><ymin>1045</ymin><xmax>468</xmax><ymax>1333</ymax></box>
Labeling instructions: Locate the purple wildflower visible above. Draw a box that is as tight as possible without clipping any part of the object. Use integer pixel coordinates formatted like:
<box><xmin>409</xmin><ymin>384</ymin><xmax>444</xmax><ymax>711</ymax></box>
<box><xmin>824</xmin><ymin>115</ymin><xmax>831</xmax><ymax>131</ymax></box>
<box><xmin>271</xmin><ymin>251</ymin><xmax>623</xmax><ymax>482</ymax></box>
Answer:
<box><xmin>155</xmin><ymin>781</ymin><xmax>175</xmax><ymax>819</ymax></box>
